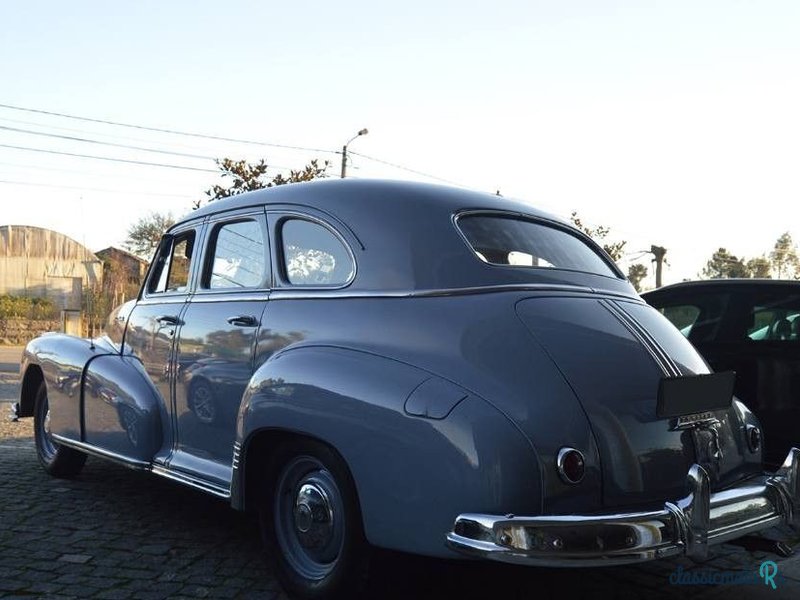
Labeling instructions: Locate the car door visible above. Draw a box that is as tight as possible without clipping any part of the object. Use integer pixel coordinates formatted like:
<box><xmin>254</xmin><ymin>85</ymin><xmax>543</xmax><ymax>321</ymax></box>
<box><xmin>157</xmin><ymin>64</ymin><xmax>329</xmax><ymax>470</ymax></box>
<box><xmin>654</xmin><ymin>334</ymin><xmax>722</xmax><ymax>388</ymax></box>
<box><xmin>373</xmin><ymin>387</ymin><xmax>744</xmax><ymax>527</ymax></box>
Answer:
<box><xmin>708</xmin><ymin>290</ymin><xmax>800</xmax><ymax>467</ymax></box>
<box><xmin>170</xmin><ymin>210</ymin><xmax>270</xmax><ymax>488</ymax></box>
<box><xmin>123</xmin><ymin>222</ymin><xmax>202</xmax><ymax>465</ymax></box>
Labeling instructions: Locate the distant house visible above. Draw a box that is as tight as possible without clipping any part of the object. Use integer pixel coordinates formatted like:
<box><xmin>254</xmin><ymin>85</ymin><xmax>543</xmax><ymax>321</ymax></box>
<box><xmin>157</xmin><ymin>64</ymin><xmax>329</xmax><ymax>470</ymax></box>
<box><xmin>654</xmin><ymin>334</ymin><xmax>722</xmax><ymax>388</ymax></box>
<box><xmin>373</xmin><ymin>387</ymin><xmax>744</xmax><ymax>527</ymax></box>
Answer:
<box><xmin>0</xmin><ymin>225</ymin><xmax>102</xmax><ymax>310</ymax></box>
<box><xmin>95</xmin><ymin>247</ymin><xmax>148</xmax><ymax>305</ymax></box>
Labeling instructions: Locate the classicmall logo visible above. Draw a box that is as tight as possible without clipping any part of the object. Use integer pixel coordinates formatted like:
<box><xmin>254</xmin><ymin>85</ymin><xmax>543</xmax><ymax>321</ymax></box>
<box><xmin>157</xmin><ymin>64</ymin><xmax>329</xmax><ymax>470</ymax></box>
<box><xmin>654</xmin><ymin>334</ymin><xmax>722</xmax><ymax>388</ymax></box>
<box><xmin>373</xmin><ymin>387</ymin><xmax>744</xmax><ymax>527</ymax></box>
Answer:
<box><xmin>669</xmin><ymin>560</ymin><xmax>783</xmax><ymax>588</ymax></box>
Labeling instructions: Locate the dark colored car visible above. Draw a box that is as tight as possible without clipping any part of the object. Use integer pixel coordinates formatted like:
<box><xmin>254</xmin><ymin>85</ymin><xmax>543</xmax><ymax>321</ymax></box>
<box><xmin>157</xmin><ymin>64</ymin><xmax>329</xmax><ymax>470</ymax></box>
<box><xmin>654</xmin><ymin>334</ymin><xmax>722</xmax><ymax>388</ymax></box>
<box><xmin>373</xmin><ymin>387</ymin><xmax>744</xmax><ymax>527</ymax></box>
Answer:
<box><xmin>14</xmin><ymin>180</ymin><xmax>800</xmax><ymax>599</ymax></box>
<box><xmin>643</xmin><ymin>279</ymin><xmax>800</xmax><ymax>468</ymax></box>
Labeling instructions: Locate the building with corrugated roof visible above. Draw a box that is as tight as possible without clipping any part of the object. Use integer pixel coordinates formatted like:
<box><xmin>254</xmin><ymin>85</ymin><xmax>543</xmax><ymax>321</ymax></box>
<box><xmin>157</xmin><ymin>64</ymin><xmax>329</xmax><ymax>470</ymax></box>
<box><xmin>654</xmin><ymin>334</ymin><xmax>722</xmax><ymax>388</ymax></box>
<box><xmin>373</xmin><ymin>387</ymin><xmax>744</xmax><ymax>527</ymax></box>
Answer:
<box><xmin>0</xmin><ymin>225</ymin><xmax>103</xmax><ymax>310</ymax></box>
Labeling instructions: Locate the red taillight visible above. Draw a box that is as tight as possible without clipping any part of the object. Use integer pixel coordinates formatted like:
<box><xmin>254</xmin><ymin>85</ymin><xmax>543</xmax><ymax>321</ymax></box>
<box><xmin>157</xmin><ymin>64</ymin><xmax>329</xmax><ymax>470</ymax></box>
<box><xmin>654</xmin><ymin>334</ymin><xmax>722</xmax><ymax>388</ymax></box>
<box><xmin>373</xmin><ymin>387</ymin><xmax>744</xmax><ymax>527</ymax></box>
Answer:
<box><xmin>557</xmin><ymin>447</ymin><xmax>585</xmax><ymax>484</ymax></box>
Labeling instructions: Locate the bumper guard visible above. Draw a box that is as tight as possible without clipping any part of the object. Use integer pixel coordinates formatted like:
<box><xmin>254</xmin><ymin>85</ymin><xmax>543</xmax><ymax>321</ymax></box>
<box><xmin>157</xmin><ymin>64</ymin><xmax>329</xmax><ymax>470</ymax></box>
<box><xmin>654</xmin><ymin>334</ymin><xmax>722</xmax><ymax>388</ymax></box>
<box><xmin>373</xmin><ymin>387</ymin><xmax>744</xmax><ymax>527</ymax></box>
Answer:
<box><xmin>446</xmin><ymin>448</ymin><xmax>800</xmax><ymax>567</ymax></box>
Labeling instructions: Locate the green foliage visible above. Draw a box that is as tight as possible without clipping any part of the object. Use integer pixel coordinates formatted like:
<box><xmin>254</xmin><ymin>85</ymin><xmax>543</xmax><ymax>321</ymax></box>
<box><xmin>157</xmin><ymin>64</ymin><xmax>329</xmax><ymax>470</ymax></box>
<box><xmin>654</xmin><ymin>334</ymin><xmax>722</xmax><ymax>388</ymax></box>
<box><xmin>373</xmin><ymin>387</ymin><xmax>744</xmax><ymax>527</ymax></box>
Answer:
<box><xmin>702</xmin><ymin>248</ymin><xmax>750</xmax><ymax>279</ymax></box>
<box><xmin>746</xmin><ymin>256</ymin><xmax>772</xmax><ymax>279</ymax></box>
<box><xmin>0</xmin><ymin>295</ymin><xmax>59</xmax><ymax>320</ymax></box>
<box><xmin>124</xmin><ymin>212</ymin><xmax>175</xmax><ymax>259</ymax></box>
<box><xmin>769</xmin><ymin>232</ymin><xmax>800</xmax><ymax>279</ymax></box>
<box><xmin>199</xmin><ymin>158</ymin><xmax>330</xmax><ymax>207</ymax></box>
<box><xmin>569</xmin><ymin>211</ymin><xmax>627</xmax><ymax>262</ymax></box>
<box><xmin>627</xmin><ymin>263</ymin><xmax>648</xmax><ymax>292</ymax></box>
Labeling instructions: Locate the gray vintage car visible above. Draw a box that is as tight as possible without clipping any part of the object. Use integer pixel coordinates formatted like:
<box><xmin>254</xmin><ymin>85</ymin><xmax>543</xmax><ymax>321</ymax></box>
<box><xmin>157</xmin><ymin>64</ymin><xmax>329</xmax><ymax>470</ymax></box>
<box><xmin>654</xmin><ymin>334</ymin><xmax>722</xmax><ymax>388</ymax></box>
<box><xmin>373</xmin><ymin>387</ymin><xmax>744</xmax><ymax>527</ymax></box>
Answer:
<box><xmin>15</xmin><ymin>179</ymin><xmax>800</xmax><ymax>598</ymax></box>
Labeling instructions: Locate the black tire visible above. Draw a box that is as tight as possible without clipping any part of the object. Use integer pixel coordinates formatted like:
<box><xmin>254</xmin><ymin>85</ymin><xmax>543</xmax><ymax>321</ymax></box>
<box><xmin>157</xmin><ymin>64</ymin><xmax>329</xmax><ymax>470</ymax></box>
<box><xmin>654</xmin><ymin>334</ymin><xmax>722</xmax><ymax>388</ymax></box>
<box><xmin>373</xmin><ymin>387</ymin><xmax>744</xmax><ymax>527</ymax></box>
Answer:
<box><xmin>33</xmin><ymin>380</ymin><xmax>87</xmax><ymax>478</ymax></box>
<box><xmin>260</xmin><ymin>439</ymin><xmax>369</xmax><ymax>599</ymax></box>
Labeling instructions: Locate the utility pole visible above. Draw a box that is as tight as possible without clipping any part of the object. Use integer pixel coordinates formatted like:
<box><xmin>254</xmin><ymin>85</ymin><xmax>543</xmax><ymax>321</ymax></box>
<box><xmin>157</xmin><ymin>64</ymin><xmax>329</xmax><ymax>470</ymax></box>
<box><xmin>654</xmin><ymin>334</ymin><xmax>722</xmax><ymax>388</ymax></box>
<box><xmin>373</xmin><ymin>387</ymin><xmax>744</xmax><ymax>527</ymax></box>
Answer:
<box><xmin>650</xmin><ymin>245</ymin><xmax>667</xmax><ymax>288</ymax></box>
<box><xmin>340</xmin><ymin>128</ymin><xmax>369</xmax><ymax>178</ymax></box>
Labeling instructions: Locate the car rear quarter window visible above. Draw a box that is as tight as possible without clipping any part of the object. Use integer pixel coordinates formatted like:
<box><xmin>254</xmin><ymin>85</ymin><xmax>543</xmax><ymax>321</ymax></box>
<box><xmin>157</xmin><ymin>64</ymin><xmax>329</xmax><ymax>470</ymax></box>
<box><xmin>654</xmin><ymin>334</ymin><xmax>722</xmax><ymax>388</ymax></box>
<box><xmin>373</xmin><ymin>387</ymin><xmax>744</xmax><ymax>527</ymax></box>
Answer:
<box><xmin>456</xmin><ymin>214</ymin><xmax>618</xmax><ymax>278</ymax></box>
<box><xmin>280</xmin><ymin>219</ymin><xmax>354</xmax><ymax>286</ymax></box>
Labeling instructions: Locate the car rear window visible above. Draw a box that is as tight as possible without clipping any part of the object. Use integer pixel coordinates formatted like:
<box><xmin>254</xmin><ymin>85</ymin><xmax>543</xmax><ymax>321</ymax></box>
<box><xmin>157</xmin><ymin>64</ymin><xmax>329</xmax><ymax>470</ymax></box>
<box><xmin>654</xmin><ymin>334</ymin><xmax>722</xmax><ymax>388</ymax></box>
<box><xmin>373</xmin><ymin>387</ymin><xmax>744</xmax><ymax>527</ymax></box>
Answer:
<box><xmin>457</xmin><ymin>215</ymin><xmax>618</xmax><ymax>278</ymax></box>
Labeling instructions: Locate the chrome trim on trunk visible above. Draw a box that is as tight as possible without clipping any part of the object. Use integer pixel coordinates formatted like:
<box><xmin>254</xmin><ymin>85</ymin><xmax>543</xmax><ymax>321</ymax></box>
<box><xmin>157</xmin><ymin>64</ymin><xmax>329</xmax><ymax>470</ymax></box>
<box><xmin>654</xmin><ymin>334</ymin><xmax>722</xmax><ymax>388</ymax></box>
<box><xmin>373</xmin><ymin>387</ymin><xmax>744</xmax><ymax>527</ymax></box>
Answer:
<box><xmin>447</xmin><ymin>448</ymin><xmax>800</xmax><ymax>567</ymax></box>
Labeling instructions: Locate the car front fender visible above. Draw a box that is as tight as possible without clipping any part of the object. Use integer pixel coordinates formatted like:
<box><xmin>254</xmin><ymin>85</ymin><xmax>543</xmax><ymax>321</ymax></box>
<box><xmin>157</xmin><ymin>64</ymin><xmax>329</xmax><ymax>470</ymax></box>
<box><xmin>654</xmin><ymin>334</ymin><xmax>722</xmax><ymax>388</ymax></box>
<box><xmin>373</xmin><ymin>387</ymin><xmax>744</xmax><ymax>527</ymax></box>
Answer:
<box><xmin>19</xmin><ymin>334</ymin><xmax>116</xmax><ymax>441</ymax></box>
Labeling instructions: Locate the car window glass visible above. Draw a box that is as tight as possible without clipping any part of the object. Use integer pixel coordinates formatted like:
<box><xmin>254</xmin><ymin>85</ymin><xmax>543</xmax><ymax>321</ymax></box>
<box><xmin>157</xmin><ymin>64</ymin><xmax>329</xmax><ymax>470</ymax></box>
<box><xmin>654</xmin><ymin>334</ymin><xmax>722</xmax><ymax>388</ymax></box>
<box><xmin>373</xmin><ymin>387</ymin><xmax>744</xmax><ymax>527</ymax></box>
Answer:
<box><xmin>281</xmin><ymin>219</ymin><xmax>354</xmax><ymax>286</ymax></box>
<box><xmin>457</xmin><ymin>215</ymin><xmax>617</xmax><ymax>278</ymax></box>
<box><xmin>206</xmin><ymin>220</ymin><xmax>267</xmax><ymax>289</ymax></box>
<box><xmin>747</xmin><ymin>296</ymin><xmax>800</xmax><ymax>341</ymax></box>
<box><xmin>619</xmin><ymin>302</ymin><xmax>710</xmax><ymax>374</ymax></box>
<box><xmin>148</xmin><ymin>231</ymin><xmax>196</xmax><ymax>294</ymax></box>
<box><xmin>657</xmin><ymin>305</ymin><xmax>701</xmax><ymax>338</ymax></box>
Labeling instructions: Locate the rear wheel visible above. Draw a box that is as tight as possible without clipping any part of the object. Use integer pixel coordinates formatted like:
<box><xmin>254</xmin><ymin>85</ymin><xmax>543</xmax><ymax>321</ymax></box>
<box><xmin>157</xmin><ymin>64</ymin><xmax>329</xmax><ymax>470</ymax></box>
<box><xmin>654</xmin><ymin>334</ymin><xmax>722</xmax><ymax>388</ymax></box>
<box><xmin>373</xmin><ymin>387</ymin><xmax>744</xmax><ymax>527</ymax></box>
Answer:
<box><xmin>33</xmin><ymin>380</ymin><xmax>86</xmax><ymax>478</ymax></box>
<box><xmin>261</xmin><ymin>440</ymin><xmax>369</xmax><ymax>599</ymax></box>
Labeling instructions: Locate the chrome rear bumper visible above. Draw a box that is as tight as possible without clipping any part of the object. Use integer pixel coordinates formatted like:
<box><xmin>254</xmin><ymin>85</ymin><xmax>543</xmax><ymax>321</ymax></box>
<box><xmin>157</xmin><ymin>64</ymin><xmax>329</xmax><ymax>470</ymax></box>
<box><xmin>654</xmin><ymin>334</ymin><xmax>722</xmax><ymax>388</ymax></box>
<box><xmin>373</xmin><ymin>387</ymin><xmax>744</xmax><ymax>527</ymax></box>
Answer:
<box><xmin>446</xmin><ymin>448</ymin><xmax>800</xmax><ymax>567</ymax></box>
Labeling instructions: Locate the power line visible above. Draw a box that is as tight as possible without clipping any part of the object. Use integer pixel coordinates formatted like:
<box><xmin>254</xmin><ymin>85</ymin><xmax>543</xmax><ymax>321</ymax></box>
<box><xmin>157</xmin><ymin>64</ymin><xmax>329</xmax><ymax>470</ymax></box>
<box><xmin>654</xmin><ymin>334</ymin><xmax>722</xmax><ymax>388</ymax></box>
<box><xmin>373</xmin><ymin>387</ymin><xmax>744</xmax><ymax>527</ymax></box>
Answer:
<box><xmin>0</xmin><ymin>143</ymin><xmax>219</xmax><ymax>173</ymax></box>
<box><xmin>0</xmin><ymin>179</ymin><xmax>198</xmax><ymax>198</ymax></box>
<box><xmin>0</xmin><ymin>115</ymin><xmax>226</xmax><ymax>153</ymax></box>
<box><xmin>0</xmin><ymin>102</ymin><xmax>337</xmax><ymax>155</ymax></box>
<box><xmin>0</xmin><ymin>160</ymin><xmax>201</xmax><ymax>184</ymax></box>
<box><xmin>0</xmin><ymin>124</ymin><xmax>216</xmax><ymax>161</ymax></box>
<box><xmin>348</xmin><ymin>150</ymin><xmax>462</xmax><ymax>186</ymax></box>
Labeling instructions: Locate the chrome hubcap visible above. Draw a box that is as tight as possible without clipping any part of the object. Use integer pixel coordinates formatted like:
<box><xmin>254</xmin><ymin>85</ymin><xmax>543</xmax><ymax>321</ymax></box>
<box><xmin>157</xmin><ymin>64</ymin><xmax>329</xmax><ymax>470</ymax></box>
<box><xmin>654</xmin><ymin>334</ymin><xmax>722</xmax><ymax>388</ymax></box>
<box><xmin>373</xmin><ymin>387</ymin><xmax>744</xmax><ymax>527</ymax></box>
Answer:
<box><xmin>293</xmin><ymin>483</ymin><xmax>334</xmax><ymax>548</ymax></box>
<box><xmin>273</xmin><ymin>456</ymin><xmax>346</xmax><ymax>581</ymax></box>
<box><xmin>44</xmin><ymin>408</ymin><xmax>51</xmax><ymax>437</ymax></box>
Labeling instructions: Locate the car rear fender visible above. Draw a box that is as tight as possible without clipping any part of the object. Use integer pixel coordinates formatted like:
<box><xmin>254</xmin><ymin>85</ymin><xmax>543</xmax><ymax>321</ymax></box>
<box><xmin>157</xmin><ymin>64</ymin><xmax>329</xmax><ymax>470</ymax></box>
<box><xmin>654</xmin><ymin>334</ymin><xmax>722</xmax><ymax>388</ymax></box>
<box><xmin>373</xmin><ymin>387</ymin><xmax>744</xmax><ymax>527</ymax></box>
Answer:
<box><xmin>233</xmin><ymin>345</ymin><xmax>541</xmax><ymax>557</ymax></box>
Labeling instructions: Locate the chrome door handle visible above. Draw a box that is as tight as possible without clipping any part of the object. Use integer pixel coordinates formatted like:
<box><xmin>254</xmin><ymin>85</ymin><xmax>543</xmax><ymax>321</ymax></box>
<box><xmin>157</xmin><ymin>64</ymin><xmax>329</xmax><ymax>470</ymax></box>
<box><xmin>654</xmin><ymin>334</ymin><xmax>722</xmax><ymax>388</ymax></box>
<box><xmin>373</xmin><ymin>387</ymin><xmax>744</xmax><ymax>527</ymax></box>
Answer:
<box><xmin>227</xmin><ymin>315</ymin><xmax>259</xmax><ymax>327</ymax></box>
<box><xmin>156</xmin><ymin>315</ymin><xmax>180</xmax><ymax>326</ymax></box>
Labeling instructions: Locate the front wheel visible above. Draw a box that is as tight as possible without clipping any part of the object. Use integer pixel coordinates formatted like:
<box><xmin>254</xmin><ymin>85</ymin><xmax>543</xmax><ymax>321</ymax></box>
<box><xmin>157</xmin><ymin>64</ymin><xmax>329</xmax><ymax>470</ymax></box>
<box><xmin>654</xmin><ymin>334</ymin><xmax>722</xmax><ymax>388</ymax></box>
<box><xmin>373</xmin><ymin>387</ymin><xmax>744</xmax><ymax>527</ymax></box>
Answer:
<box><xmin>34</xmin><ymin>380</ymin><xmax>86</xmax><ymax>478</ymax></box>
<box><xmin>261</xmin><ymin>440</ymin><xmax>369</xmax><ymax>599</ymax></box>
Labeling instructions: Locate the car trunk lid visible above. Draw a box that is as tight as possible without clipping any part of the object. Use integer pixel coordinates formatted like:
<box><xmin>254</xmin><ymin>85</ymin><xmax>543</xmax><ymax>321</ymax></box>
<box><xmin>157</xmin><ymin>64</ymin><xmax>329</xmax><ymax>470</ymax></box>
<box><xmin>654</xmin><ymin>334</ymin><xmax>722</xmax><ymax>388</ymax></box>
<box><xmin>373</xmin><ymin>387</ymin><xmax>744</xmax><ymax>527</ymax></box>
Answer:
<box><xmin>515</xmin><ymin>295</ymin><xmax>756</xmax><ymax>509</ymax></box>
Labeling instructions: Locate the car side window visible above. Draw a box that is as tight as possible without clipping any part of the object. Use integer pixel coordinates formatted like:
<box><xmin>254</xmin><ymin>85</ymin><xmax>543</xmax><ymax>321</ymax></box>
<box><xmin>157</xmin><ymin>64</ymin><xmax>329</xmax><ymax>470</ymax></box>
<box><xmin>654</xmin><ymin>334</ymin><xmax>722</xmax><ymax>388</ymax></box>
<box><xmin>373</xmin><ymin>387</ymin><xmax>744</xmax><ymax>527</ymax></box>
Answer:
<box><xmin>204</xmin><ymin>219</ymin><xmax>268</xmax><ymax>289</ymax></box>
<box><xmin>280</xmin><ymin>219</ymin><xmax>354</xmax><ymax>286</ymax></box>
<box><xmin>658</xmin><ymin>305</ymin><xmax>701</xmax><ymax>338</ymax></box>
<box><xmin>148</xmin><ymin>230</ymin><xmax>196</xmax><ymax>295</ymax></box>
<box><xmin>747</xmin><ymin>296</ymin><xmax>800</xmax><ymax>341</ymax></box>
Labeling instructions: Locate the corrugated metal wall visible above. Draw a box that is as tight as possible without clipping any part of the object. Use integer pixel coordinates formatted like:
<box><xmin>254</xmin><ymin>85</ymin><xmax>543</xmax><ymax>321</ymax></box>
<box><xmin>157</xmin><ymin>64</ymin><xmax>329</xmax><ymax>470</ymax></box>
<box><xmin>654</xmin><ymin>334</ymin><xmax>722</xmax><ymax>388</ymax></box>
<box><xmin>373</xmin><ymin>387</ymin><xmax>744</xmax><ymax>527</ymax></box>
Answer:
<box><xmin>0</xmin><ymin>225</ymin><xmax>103</xmax><ymax>310</ymax></box>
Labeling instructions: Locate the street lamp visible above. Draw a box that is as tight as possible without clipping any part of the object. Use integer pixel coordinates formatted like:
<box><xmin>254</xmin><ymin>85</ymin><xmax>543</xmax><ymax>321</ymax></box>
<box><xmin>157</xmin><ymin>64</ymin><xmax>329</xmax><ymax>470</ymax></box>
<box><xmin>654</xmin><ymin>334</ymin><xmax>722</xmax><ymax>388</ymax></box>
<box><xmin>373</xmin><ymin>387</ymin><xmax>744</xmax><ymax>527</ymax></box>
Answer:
<box><xmin>340</xmin><ymin>128</ymin><xmax>369</xmax><ymax>178</ymax></box>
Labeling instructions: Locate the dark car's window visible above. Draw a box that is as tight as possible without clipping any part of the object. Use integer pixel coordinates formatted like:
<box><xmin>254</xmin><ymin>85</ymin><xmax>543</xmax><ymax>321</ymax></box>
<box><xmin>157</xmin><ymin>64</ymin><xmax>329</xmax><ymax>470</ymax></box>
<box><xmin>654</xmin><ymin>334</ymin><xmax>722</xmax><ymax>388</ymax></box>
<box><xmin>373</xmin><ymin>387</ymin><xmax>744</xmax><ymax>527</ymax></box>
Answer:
<box><xmin>620</xmin><ymin>301</ymin><xmax>710</xmax><ymax>374</ymax></box>
<box><xmin>281</xmin><ymin>219</ymin><xmax>354</xmax><ymax>286</ymax></box>
<box><xmin>205</xmin><ymin>220</ymin><xmax>267</xmax><ymax>289</ymax></box>
<box><xmin>659</xmin><ymin>305</ymin><xmax>701</xmax><ymax>337</ymax></box>
<box><xmin>148</xmin><ymin>230</ymin><xmax>196</xmax><ymax>294</ymax></box>
<box><xmin>747</xmin><ymin>296</ymin><xmax>800</xmax><ymax>341</ymax></box>
<box><xmin>457</xmin><ymin>215</ymin><xmax>617</xmax><ymax>278</ymax></box>
<box><xmin>648</xmin><ymin>292</ymin><xmax>729</xmax><ymax>344</ymax></box>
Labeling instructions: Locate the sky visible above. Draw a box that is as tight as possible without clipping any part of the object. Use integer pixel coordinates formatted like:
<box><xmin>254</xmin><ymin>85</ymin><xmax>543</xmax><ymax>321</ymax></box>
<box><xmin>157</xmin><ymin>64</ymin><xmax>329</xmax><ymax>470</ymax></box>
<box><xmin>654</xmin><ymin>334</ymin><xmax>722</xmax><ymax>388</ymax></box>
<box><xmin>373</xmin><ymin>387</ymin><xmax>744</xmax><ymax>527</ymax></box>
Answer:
<box><xmin>1</xmin><ymin>0</ymin><xmax>799</xmax><ymax>288</ymax></box>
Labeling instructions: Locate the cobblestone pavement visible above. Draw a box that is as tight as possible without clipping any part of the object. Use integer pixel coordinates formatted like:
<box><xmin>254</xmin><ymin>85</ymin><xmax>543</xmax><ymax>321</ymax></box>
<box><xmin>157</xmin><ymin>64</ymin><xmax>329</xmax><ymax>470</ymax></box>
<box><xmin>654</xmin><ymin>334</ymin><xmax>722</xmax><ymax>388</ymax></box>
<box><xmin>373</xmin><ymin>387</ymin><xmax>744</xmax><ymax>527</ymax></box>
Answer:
<box><xmin>1</xmin><ymin>380</ymin><xmax>799</xmax><ymax>598</ymax></box>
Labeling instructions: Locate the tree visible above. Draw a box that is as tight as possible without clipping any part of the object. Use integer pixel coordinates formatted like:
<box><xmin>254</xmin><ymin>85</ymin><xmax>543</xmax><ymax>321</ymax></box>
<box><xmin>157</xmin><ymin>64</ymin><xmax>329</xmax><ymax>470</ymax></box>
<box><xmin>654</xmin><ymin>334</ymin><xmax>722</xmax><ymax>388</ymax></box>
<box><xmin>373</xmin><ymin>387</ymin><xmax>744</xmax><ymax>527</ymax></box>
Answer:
<box><xmin>769</xmin><ymin>232</ymin><xmax>800</xmax><ymax>279</ymax></box>
<box><xmin>746</xmin><ymin>256</ymin><xmax>772</xmax><ymax>279</ymax></box>
<box><xmin>627</xmin><ymin>263</ymin><xmax>648</xmax><ymax>292</ymax></box>
<box><xmin>200</xmin><ymin>157</ymin><xmax>330</xmax><ymax>206</ymax></box>
<box><xmin>702</xmin><ymin>248</ymin><xmax>750</xmax><ymax>279</ymax></box>
<box><xmin>569</xmin><ymin>212</ymin><xmax>627</xmax><ymax>262</ymax></box>
<box><xmin>124</xmin><ymin>212</ymin><xmax>175</xmax><ymax>259</ymax></box>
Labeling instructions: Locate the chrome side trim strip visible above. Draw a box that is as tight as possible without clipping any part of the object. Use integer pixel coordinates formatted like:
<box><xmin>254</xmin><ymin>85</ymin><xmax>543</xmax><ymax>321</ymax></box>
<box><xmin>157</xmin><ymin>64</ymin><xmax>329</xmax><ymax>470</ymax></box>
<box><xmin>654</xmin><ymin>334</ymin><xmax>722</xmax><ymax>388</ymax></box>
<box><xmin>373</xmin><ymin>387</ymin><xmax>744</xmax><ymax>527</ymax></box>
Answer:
<box><xmin>151</xmin><ymin>464</ymin><xmax>231</xmax><ymax>499</ymax></box>
<box><xmin>51</xmin><ymin>434</ymin><xmax>150</xmax><ymax>470</ymax></box>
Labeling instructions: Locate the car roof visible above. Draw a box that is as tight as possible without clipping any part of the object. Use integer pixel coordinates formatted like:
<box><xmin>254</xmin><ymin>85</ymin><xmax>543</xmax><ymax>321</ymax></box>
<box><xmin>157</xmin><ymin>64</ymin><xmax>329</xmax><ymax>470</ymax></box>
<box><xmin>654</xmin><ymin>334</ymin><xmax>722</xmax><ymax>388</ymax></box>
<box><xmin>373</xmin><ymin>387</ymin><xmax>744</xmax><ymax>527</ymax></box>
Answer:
<box><xmin>642</xmin><ymin>279</ymin><xmax>800</xmax><ymax>298</ymax></box>
<box><xmin>174</xmin><ymin>178</ymin><xmax>633</xmax><ymax>294</ymax></box>
<box><xmin>183</xmin><ymin>178</ymin><xmax>564</xmax><ymax>224</ymax></box>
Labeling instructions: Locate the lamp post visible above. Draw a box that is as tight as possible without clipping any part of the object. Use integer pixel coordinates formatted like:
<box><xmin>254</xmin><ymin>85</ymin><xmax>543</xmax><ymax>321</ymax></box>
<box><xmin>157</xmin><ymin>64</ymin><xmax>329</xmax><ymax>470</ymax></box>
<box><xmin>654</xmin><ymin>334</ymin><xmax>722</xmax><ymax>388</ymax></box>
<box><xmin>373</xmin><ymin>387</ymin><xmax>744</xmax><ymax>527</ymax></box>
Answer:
<box><xmin>340</xmin><ymin>128</ymin><xmax>368</xmax><ymax>178</ymax></box>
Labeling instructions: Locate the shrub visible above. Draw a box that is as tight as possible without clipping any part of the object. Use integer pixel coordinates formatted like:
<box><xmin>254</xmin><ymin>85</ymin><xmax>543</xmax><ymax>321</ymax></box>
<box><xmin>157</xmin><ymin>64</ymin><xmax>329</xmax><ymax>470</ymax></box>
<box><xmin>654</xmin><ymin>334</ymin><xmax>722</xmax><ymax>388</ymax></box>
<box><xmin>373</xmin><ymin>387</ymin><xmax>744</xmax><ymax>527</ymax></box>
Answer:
<box><xmin>0</xmin><ymin>295</ymin><xmax>60</xmax><ymax>320</ymax></box>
